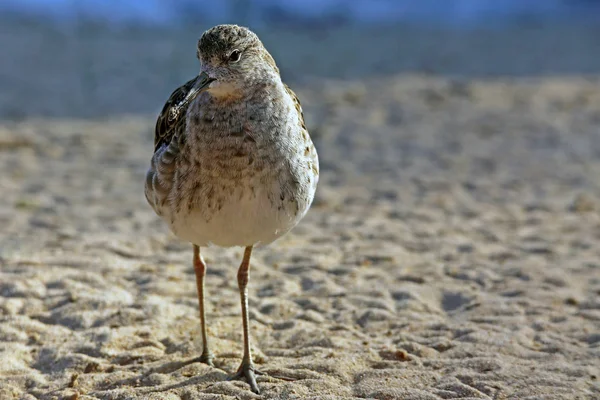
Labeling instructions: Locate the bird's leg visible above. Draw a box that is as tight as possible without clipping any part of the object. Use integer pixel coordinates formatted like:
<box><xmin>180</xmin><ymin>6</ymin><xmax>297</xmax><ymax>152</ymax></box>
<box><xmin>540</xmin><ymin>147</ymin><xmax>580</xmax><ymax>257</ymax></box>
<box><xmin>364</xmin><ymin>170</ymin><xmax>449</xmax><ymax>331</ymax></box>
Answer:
<box><xmin>228</xmin><ymin>245</ymin><xmax>263</xmax><ymax>394</ymax></box>
<box><xmin>193</xmin><ymin>244</ymin><xmax>214</xmax><ymax>366</ymax></box>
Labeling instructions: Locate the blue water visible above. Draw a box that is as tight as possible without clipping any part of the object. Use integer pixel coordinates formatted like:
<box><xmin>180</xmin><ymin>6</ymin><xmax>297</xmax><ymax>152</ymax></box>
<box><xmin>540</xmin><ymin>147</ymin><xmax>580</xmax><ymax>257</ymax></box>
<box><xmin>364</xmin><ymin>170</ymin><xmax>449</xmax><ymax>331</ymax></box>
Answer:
<box><xmin>1</xmin><ymin>0</ymin><xmax>599</xmax><ymax>26</ymax></box>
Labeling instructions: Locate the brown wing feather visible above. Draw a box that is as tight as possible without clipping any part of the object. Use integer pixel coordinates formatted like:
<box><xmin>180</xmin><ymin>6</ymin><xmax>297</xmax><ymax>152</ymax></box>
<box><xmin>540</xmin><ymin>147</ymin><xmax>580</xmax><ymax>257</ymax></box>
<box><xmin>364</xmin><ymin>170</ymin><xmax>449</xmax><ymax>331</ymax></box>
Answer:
<box><xmin>283</xmin><ymin>83</ymin><xmax>307</xmax><ymax>131</ymax></box>
<box><xmin>284</xmin><ymin>83</ymin><xmax>319</xmax><ymax>182</ymax></box>
<box><xmin>154</xmin><ymin>76</ymin><xmax>200</xmax><ymax>152</ymax></box>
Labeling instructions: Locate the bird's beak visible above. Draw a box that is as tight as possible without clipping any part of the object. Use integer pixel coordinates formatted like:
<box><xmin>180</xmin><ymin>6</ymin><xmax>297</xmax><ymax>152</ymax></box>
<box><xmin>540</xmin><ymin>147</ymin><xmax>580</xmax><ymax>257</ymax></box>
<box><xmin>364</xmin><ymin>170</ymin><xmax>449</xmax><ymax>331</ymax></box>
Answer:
<box><xmin>193</xmin><ymin>71</ymin><xmax>216</xmax><ymax>92</ymax></box>
<box><xmin>168</xmin><ymin>72</ymin><xmax>215</xmax><ymax>122</ymax></box>
<box><xmin>179</xmin><ymin>72</ymin><xmax>215</xmax><ymax>110</ymax></box>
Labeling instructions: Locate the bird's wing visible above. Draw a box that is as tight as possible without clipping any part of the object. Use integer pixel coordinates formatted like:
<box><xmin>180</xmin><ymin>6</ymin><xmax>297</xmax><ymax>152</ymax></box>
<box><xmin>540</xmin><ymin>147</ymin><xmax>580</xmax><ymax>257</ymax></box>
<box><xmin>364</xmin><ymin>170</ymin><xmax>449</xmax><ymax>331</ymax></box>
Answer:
<box><xmin>154</xmin><ymin>76</ymin><xmax>200</xmax><ymax>152</ymax></box>
<box><xmin>284</xmin><ymin>83</ymin><xmax>319</xmax><ymax>182</ymax></box>
<box><xmin>283</xmin><ymin>83</ymin><xmax>307</xmax><ymax>132</ymax></box>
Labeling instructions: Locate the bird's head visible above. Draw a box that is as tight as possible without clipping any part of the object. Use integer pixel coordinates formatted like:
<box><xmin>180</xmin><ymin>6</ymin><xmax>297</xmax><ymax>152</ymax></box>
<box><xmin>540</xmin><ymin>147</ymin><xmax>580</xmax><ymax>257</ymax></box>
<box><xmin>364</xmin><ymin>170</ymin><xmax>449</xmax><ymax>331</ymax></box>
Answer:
<box><xmin>192</xmin><ymin>24</ymin><xmax>280</xmax><ymax>101</ymax></box>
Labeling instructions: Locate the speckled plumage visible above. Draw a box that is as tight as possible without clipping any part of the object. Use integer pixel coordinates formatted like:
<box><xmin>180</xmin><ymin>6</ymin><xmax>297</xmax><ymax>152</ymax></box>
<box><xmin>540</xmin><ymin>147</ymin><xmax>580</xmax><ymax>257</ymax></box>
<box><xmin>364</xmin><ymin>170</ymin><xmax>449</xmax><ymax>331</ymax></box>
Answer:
<box><xmin>146</xmin><ymin>25</ymin><xmax>318</xmax><ymax>247</ymax></box>
<box><xmin>144</xmin><ymin>24</ymin><xmax>318</xmax><ymax>394</ymax></box>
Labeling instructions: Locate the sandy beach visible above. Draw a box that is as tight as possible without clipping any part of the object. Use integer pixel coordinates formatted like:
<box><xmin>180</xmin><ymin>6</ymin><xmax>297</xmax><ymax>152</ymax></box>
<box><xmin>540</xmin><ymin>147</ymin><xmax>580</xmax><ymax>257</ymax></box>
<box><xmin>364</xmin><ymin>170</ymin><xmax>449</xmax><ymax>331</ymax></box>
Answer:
<box><xmin>1</xmin><ymin>19</ymin><xmax>600</xmax><ymax>399</ymax></box>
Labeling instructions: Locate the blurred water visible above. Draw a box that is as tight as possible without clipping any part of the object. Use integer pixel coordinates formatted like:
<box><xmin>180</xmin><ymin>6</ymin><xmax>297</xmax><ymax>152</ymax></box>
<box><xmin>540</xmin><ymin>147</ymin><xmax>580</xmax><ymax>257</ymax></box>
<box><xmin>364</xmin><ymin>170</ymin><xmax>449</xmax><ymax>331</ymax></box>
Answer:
<box><xmin>1</xmin><ymin>0</ymin><xmax>599</xmax><ymax>26</ymax></box>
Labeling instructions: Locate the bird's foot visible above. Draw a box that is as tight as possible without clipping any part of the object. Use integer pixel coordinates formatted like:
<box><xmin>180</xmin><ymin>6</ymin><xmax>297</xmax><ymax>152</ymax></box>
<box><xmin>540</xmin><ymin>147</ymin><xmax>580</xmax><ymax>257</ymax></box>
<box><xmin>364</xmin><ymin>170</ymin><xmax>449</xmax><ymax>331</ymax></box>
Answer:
<box><xmin>198</xmin><ymin>350</ymin><xmax>215</xmax><ymax>367</ymax></box>
<box><xmin>227</xmin><ymin>360</ymin><xmax>263</xmax><ymax>394</ymax></box>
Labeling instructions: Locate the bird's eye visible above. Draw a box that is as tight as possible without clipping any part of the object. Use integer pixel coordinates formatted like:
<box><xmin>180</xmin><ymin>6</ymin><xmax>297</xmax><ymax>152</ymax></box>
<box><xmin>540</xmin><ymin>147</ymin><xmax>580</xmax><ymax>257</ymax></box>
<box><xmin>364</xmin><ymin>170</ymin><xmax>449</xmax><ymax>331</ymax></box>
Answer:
<box><xmin>228</xmin><ymin>50</ymin><xmax>241</xmax><ymax>63</ymax></box>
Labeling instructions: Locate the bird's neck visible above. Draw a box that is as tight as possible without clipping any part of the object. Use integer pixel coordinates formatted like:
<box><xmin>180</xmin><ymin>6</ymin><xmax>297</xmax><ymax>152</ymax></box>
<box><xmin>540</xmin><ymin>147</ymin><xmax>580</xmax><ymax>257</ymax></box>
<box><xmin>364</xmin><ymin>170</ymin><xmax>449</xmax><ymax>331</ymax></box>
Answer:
<box><xmin>206</xmin><ymin>82</ymin><xmax>245</xmax><ymax>104</ymax></box>
<box><xmin>188</xmin><ymin>80</ymin><xmax>285</xmax><ymax>132</ymax></box>
<box><xmin>203</xmin><ymin>78</ymin><xmax>283</xmax><ymax>107</ymax></box>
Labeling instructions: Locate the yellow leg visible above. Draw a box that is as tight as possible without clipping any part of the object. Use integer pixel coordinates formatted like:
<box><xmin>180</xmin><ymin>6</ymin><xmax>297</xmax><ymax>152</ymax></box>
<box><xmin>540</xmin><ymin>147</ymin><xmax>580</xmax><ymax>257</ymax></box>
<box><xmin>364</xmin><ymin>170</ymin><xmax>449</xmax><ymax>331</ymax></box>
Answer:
<box><xmin>228</xmin><ymin>246</ymin><xmax>262</xmax><ymax>393</ymax></box>
<box><xmin>193</xmin><ymin>245</ymin><xmax>213</xmax><ymax>366</ymax></box>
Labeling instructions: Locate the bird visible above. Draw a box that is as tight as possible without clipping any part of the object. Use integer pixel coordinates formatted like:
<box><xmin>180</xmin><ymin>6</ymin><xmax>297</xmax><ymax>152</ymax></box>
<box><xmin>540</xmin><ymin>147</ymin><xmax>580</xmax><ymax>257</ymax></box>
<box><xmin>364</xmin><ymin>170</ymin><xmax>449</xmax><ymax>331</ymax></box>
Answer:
<box><xmin>144</xmin><ymin>24</ymin><xmax>319</xmax><ymax>394</ymax></box>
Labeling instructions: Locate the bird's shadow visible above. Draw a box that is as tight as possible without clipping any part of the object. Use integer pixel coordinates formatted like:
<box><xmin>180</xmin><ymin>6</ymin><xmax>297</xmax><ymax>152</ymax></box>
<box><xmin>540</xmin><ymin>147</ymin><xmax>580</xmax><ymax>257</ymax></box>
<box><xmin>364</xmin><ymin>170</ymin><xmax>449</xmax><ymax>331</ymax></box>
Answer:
<box><xmin>145</xmin><ymin>370</ymin><xmax>229</xmax><ymax>394</ymax></box>
<box><xmin>91</xmin><ymin>356</ymin><xmax>231</xmax><ymax>396</ymax></box>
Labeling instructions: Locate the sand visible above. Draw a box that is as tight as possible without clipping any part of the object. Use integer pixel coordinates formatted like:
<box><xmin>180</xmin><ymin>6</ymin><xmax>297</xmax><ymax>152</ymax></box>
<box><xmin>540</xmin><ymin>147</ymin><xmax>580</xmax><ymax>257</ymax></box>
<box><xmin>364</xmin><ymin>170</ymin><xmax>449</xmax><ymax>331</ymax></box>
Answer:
<box><xmin>1</xmin><ymin>19</ymin><xmax>600</xmax><ymax>400</ymax></box>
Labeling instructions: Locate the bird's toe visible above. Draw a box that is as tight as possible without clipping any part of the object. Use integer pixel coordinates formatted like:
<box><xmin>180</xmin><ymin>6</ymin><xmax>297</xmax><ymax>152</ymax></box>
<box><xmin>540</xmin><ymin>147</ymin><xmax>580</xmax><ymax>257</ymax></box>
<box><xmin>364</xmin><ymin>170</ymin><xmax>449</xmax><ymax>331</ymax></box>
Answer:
<box><xmin>198</xmin><ymin>351</ymin><xmax>215</xmax><ymax>367</ymax></box>
<box><xmin>227</xmin><ymin>361</ymin><xmax>262</xmax><ymax>394</ymax></box>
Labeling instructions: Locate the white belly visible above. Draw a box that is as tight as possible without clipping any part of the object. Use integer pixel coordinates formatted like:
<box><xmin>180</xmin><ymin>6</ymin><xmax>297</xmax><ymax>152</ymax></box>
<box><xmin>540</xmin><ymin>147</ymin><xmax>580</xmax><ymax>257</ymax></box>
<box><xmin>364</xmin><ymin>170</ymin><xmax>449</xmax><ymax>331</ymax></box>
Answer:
<box><xmin>163</xmin><ymin>178</ymin><xmax>308</xmax><ymax>248</ymax></box>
